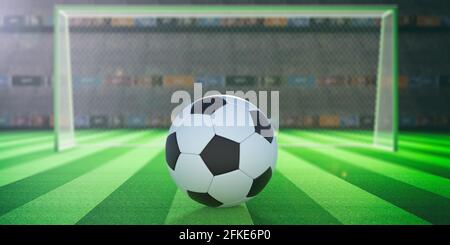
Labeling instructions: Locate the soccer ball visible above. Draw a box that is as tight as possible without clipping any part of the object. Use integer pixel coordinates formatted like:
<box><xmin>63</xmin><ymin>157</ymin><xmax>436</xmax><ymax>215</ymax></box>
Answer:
<box><xmin>165</xmin><ymin>95</ymin><xmax>277</xmax><ymax>207</ymax></box>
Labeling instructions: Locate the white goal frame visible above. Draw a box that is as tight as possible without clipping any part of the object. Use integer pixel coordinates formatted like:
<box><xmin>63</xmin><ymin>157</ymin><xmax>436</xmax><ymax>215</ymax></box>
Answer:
<box><xmin>53</xmin><ymin>5</ymin><xmax>398</xmax><ymax>152</ymax></box>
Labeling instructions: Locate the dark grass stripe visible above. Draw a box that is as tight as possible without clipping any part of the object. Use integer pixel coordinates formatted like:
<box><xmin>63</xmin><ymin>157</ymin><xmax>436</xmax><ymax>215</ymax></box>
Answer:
<box><xmin>402</xmin><ymin>132</ymin><xmax>450</xmax><ymax>140</ymax></box>
<box><xmin>0</xmin><ymin>133</ymin><xmax>155</xmax><ymax>217</ymax></box>
<box><xmin>323</xmin><ymin>131</ymin><xmax>450</xmax><ymax>161</ymax></box>
<box><xmin>399</xmin><ymin>135</ymin><xmax>450</xmax><ymax>148</ymax></box>
<box><xmin>277</xmin><ymin>149</ymin><xmax>427</xmax><ymax>224</ymax></box>
<box><xmin>0</xmin><ymin>131</ymin><xmax>130</xmax><ymax>171</ymax></box>
<box><xmin>346</xmin><ymin>148</ymin><xmax>450</xmax><ymax>179</ymax></box>
<box><xmin>323</xmin><ymin>132</ymin><xmax>450</xmax><ymax>177</ymax></box>
<box><xmin>287</xmin><ymin>132</ymin><xmax>450</xmax><ymax>197</ymax></box>
<box><xmin>397</xmin><ymin>146</ymin><xmax>450</xmax><ymax>159</ymax></box>
<box><xmin>328</xmin><ymin>132</ymin><xmax>450</xmax><ymax>170</ymax></box>
<box><xmin>282</xmin><ymin>145</ymin><xmax>450</xmax><ymax>225</ymax></box>
<box><xmin>329</xmin><ymin>131</ymin><xmax>450</xmax><ymax>159</ymax></box>
<box><xmin>77</xmin><ymin>151</ymin><xmax>177</xmax><ymax>224</ymax></box>
<box><xmin>246</xmin><ymin>171</ymin><xmax>341</xmax><ymax>225</ymax></box>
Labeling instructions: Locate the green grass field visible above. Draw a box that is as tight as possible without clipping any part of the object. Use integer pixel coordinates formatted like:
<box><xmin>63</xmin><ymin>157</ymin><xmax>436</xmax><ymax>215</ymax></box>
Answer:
<box><xmin>0</xmin><ymin>130</ymin><xmax>449</xmax><ymax>225</ymax></box>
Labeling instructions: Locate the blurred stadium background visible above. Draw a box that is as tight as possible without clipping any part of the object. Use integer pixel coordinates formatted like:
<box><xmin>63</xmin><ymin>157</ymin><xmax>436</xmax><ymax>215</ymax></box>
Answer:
<box><xmin>0</xmin><ymin>0</ymin><xmax>449</xmax><ymax>226</ymax></box>
<box><xmin>0</xmin><ymin>0</ymin><xmax>448</xmax><ymax>131</ymax></box>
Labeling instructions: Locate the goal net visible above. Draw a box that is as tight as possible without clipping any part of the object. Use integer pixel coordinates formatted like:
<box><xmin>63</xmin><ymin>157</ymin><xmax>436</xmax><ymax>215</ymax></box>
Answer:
<box><xmin>54</xmin><ymin>5</ymin><xmax>398</xmax><ymax>151</ymax></box>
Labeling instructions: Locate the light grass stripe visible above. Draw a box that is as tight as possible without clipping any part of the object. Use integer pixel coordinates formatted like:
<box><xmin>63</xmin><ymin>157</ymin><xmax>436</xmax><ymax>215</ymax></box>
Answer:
<box><xmin>165</xmin><ymin>190</ymin><xmax>254</xmax><ymax>225</ymax></box>
<box><xmin>0</xmin><ymin>131</ymin><xmax>48</xmax><ymax>137</ymax></box>
<box><xmin>76</xmin><ymin>151</ymin><xmax>175</xmax><ymax>224</ymax></box>
<box><xmin>0</xmin><ymin>131</ymin><xmax>150</xmax><ymax>187</ymax></box>
<box><xmin>0</xmin><ymin>135</ymin><xmax>53</xmax><ymax>149</ymax></box>
<box><xmin>325</xmin><ymin>130</ymin><xmax>379</xmax><ymax>143</ymax></box>
<box><xmin>281</xmin><ymin>133</ymin><xmax>450</xmax><ymax>199</ymax></box>
<box><xmin>0</xmin><ymin>131</ymin><xmax>115</xmax><ymax>161</ymax></box>
<box><xmin>277</xmin><ymin>149</ymin><xmax>428</xmax><ymax>224</ymax></box>
<box><xmin>0</xmin><ymin>132</ymin><xmax>49</xmax><ymax>143</ymax></box>
<box><xmin>0</xmin><ymin>139</ymin><xmax>165</xmax><ymax>224</ymax></box>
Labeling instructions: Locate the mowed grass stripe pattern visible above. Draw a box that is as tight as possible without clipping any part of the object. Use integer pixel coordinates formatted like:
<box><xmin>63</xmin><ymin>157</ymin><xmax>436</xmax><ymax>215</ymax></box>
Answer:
<box><xmin>281</xmin><ymin>132</ymin><xmax>450</xmax><ymax>224</ymax></box>
<box><xmin>0</xmin><ymin>131</ymin><xmax>162</xmax><ymax>217</ymax></box>
<box><xmin>246</xmin><ymin>169</ymin><xmax>341</xmax><ymax>224</ymax></box>
<box><xmin>0</xmin><ymin>131</ymin><xmax>126</xmax><ymax>172</ymax></box>
<box><xmin>0</xmin><ymin>130</ymin><xmax>115</xmax><ymax>161</ymax></box>
<box><xmin>0</xmin><ymin>130</ymin><xmax>448</xmax><ymax>224</ymax></box>
<box><xmin>0</xmin><ymin>131</ymin><xmax>48</xmax><ymax>142</ymax></box>
<box><xmin>78</xmin><ymin>152</ymin><xmax>177</xmax><ymax>224</ymax></box>
<box><xmin>276</xmin><ymin>149</ymin><xmax>427</xmax><ymax>224</ymax></box>
<box><xmin>285</xmin><ymin>131</ymin><xmax>450</xmax><ymax>199</ymax></box>
<box><xmin>327</xmin><ymin>131</ymin><xmax>450</xmax><ymax>177</ymax></box>
<box><xmin>0</xmin><ymin>131</ymin><xmax>151</xmax><ymax>187</ymax></box>
<box><xmin>165</xmin><ymin>190</ymin><xmax>254</xmax><ymax>225</ymax></box>
<box><xmin>329</xmin><ymin>131</ymin><xmax>450</xmax><ymax>170</ymax></box>
<box><xmin>0</xmin><ymin>135</ymin><xmax>53</xmax><ymax>149</ymax></box>
<box><xmin>0</xmin><ymin>132</ymin><xmax>166</xmax><ymax>224</ymax></box>
<box><xmin>0</xmin><ymin>130</ymin><xmax>96</xmax><ymax>150</ymax></box>
<box><xmin>399</xmin><ymin>134</ymin><xmax>450</xmax><ymax>148</ymax></box>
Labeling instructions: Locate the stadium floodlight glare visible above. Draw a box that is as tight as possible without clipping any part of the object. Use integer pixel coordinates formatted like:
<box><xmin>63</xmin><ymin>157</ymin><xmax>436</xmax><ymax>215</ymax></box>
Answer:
<box><xmin>54</xmin><ymin>5</ymin><xmax>398</xmax><ymax>152</ymax></box>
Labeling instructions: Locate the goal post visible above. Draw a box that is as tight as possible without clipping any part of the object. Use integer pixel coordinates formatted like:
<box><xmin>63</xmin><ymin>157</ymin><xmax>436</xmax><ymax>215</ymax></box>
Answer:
<box><xmin>53</xmin><ymin>5</ymin><xmax>398</xmax><ymax>152</ymax></box>
<box><xmin>54</xmin><ymin>10</ymin><xmax>75</xmax><ymax>151</ymax></box>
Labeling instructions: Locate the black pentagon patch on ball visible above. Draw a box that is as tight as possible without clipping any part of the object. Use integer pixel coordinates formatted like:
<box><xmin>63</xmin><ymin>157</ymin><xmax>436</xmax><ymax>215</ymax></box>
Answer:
<box><xmin>190</xmin><ymin>97</ymin><xmax>227</xmax><ymax>115</ymax></box>
<box><xmin>187</xmin><ymin>191</ymin><xmax>223</xmax><ymax>207</ymax></box>
<box><xmin>250</xmin><ymin>111</ymin><xmax>274</xmax><ymax>143</ymax></box>
<box><xmin>247</xmin><ymin>167</ymin><xmax>272</xmax><ymax>197</ymax></box>
<box><xmin>200</xmin><ymin>135</ymin><xmax>240</xmax><ymax>176</ymax></box>
<box><xmin>165</xmin><ymin>132</ymin><xmax>180</xmax><ymax>170</ymax></box>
